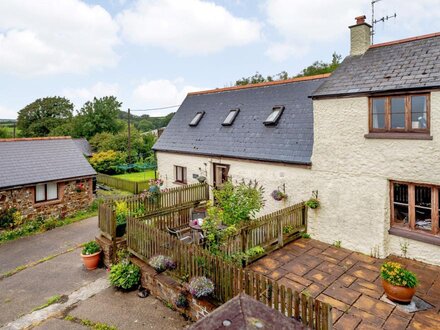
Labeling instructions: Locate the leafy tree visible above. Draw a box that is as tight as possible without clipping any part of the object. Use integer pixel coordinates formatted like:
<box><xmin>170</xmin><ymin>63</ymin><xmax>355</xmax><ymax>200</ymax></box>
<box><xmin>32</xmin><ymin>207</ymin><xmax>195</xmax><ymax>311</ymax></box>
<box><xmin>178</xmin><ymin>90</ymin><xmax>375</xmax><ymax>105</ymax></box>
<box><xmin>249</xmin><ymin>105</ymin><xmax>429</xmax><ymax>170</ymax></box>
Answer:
<box><xmin>0</xmin><ymin>127</ymin><xmax>9</xmax><ymax>138</ymax></box>
<box><xmin>17</xmin><ymin>97</ymin><xmax>74</xmax><ymax>137</ymax></box>
<box><xmin>137</xmin><ymin>119</ymin><xmax>154</xmax><ymax>132</ymax></box>
<box><xmin>73</xmin><ymin>96</ymin><xmax>123</xmax><ymax>139</ymax></box>
<box><xmin>89</xmin><ymin>150</ymin><xmax>127</xmax><ymax>174</ymax></box>
<box><xmin>296</xmin><ymin>52</ymin><xmax>342</xmax><ymax>77</ymax></box>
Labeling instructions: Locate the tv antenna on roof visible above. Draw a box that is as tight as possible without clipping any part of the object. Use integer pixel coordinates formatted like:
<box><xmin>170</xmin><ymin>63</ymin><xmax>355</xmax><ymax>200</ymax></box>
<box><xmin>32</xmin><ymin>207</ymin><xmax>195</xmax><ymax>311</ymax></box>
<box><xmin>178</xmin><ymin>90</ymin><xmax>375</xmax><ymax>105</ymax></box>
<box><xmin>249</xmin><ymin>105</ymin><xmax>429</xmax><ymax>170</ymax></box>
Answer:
<box><xmin>371</xmin><ymin>0</ymin><xmax>397</xmax><ymax>44</ymax></box>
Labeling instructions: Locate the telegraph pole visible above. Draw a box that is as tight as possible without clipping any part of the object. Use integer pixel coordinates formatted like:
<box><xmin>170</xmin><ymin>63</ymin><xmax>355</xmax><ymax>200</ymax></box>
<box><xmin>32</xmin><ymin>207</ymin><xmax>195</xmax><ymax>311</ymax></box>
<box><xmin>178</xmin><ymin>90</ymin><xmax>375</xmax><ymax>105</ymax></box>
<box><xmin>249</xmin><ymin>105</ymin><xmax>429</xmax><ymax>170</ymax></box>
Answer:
<box><xmin>127</xmin><ymin>108</ymin><xmax>131</xmax><ymax>165</ymax></box>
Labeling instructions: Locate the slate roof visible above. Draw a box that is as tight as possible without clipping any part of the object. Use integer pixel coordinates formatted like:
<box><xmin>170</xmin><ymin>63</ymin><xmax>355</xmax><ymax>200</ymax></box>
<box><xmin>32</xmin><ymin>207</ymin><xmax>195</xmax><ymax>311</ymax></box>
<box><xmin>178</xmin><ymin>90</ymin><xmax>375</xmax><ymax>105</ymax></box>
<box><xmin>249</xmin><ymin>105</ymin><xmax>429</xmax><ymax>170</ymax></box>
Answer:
<box><xmin>73</xmin><ymin>138</ymin><xmax>93</xmax><ymax>157</ymax></box>
<box><xmin>0</xmin><ymin>137</ymin><xmax>96</xmax><ymax>189</ymax></box>
<box><xmin>153</xmin><ymin>75</ymin><xmax>328</xmax><ymax>165</ymax></box>
<box><xmin>313</xmin><ymin>33</ymin><xmax>440</xmax><ymax>97</ymax></box>
<box><xmin>189</xmin><ymin>293</ymin><xmax>304</xmax><ymax>330</ymax></box>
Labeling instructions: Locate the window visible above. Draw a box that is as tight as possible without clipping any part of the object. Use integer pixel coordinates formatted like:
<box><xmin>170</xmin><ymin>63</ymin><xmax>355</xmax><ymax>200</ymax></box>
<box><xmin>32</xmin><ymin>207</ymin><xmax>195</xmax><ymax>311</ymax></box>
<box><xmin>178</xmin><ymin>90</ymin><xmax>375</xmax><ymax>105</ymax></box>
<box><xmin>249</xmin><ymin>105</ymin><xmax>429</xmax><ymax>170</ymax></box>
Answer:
<box><xmin>264</xmin><ymin>106</ymin><xmax>285</xmax><ymax>126</ymax></box>
<box><xmin>174</xmin><ymin>166</ymin><xmax>187</xmax><ymax>184</ymax></box>
<box><xmin>390</xmin><ymin>181</ymin><xmax>439</xmax><ymax>240</ymax></box>
<box><xmin>35</xmin><ymin>182</ymin><xmax>58</xmax><ymax>203</ymax></box>
<box><xmin>189</xmin><ymin>112</ymin><xmax>205</xmax><ymax>126</ymax></box>
<box><xmin>369</xmin><ymin>94</ymin><xmax>429</xmax><ymax>133</ymax></box>
<box><xmin>213</xmin><ymin>163</ymin><xmax>229</xmax><ymax>188</ymax></box>
<box><xmin>222</xmin><ymin>109</ymin><xmax>240</xmax><ymax>126</ymax></box>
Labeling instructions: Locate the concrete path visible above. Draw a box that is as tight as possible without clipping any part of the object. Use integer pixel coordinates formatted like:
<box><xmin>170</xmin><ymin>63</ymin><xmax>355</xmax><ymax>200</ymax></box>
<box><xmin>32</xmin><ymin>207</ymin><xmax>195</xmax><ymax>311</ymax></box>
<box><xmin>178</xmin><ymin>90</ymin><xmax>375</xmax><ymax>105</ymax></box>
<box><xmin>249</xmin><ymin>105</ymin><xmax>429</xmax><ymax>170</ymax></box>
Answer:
<box><xmin>0</xmin><ymin>216</ymin><xmax>98</xmax><ymax>275</ymax></box>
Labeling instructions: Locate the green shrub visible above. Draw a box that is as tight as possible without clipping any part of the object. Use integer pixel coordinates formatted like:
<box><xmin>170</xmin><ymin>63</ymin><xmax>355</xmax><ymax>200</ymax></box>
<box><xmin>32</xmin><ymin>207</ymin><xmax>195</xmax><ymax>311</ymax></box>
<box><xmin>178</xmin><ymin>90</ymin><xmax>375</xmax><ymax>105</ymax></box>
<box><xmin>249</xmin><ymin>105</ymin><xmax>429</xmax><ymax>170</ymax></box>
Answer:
<box><xmin>42</xmin><ymin>218</ymin><xmax>57</xmax><ymax>231</ymax></box>
<box><xmin>89</xmin><ymin>150</ymin><xmax>126</xmax><ymax>175</ymax></box>
<box><xmin>109</xmin><ymin>261</ymin><xmax>140</xmax><ymax>289</ymax></box>
<box><xmin>0</xmin><ymin>208</ymin><xmax>17</xmax><ymax>229</ymax></box>
<box><xmin>115</xmin><ymin>201</ymin><xmax>128</xmax><ymax>225</ymax></box>
<box><xmin>82</xmin><ymin>241</ymin><xmax>101</xmax><ymax>255</ymax></box>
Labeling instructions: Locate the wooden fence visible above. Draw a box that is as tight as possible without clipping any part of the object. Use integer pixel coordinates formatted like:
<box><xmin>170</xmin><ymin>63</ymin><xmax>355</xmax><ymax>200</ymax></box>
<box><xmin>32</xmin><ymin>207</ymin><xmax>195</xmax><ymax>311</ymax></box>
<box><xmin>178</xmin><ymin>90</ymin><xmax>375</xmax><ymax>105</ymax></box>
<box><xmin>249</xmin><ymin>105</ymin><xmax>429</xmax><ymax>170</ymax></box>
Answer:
<box><xmin>98</xmin><ymin>183</ymin><xmax>209</xmax><ymax>240</ymax></box>
<box><xmin>222</xmin><ymin>203</ymin><xmax>307</xmax><ymax>258</ymax></box>
<box><xmin>97</xmin><ymin>173</ymin><xmax>150</xmax><ymax>194</ymax></box>
<box><xmin>127</xmin><ymin>219</ymin><xmax>331</xmax><ymax>329</ymax></box>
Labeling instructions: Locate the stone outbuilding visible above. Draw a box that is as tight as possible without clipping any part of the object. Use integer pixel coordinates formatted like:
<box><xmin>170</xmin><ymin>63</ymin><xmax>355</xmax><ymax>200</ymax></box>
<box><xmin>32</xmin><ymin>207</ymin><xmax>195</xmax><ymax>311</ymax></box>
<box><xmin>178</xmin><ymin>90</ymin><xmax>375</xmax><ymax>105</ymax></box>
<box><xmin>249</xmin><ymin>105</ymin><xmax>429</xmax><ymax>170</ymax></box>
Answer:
<box><xmin>0</xmin><ymin>137</ymin><xmax>96</xmax><ymax>220</ymax></box>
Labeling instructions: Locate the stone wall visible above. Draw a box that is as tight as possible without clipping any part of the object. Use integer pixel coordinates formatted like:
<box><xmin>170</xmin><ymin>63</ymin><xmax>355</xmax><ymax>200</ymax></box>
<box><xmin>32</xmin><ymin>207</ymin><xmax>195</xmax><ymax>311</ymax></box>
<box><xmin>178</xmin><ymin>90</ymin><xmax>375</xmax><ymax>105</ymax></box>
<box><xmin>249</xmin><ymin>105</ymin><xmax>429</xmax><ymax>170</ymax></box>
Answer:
<box><xmin>96</xmin><ymin>235</ymin><xmax>127</xmax><ymax>268</ymax></box>
<box><xmin>131</xmin><ymin>256</ymin><xmax>217</xmax><ymax>321</ymax></box>
<box><xmin>0</xmin><ymin>177</ymin><xmax>94</xmax><ymax>220</ymax></box>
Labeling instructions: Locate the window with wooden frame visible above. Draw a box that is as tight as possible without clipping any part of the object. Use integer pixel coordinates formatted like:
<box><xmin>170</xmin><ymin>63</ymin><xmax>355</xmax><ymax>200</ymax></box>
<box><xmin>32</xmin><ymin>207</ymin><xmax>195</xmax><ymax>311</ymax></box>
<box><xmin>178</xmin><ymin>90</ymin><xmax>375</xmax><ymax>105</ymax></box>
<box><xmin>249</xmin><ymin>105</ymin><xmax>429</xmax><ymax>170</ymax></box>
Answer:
<box><xmin>369</xmin><ymin>94</ymin><xmax>430</xmax><ymax>134</ymax></box>
<box><xmin>35</xmin><ymin>182</ymin><xmax>59</xmax><ymax>203</ymax></box>
<box><xmin>390</xmin><ymin>180</ymin><xmax>439</xmax><ymax>243</ymax></box>
<box><xmin>174</xmin><ymin>166</ymin><xmax>187</xmax><ymax>184</ymax></box>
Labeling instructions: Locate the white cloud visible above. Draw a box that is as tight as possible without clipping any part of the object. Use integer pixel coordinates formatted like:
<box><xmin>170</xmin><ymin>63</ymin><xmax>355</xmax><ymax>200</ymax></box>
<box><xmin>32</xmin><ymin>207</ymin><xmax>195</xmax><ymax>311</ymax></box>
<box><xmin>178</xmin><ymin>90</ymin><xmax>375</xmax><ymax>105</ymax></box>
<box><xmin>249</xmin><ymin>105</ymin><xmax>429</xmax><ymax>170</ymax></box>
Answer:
<box><xmin>131</xmin><ymin>78</ymin><xmax>206</xmax><ymax>115</ymax></box>
<box><xmin>264</xmin><ymin>0</ymin><xmax>440</xmax><ymax>62</ymax></box>
<box><xmin>0</xmin><ymin>105</ymin><xmax>18</xmax><ymax>120</ymax></box>
<box><xmin>117</xmin><ymin>0</ymin><xmax>261</xmax><ymax>55</ymax></box>
<box><xmin>0</xmin><ymin>0</ymin><xmax>119</xmax><ymax>75</ymax></box>
<box><xmin>62</xmin><ymin>82</ymin><xmax>120</xmax><ymax>108</ymax></box>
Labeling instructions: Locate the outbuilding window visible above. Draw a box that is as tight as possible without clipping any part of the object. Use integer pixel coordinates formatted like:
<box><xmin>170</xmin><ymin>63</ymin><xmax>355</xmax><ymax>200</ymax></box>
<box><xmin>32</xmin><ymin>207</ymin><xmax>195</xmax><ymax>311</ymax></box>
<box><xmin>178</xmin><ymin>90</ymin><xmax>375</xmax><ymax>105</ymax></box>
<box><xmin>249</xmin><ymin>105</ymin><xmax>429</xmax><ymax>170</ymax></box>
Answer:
<box><xmin>264</xmin><ymin>106</ymin><xmax>285</xmax><ymax>126</ymax></box>
<box><xmin>189</xmin><ymin>112</ymin><xmax>205</xmax><ymax>126</ymax></box>
<box><xmin>222</xmin><ymin>109</ymin><xmax>240</xmax><ymax>126</ymax></box>
<box><xmin>369</xmin><ymin>94</ymin><xmax>429</xmax><ymax>134</ymax></box>
<box><xmin>174</xmin><ymin>166</ymin><xmax>187</xmax><ymax>184</ymax></box>
<box><xmin>390</xmin><ymin>180</ymin><xmax>440</xmax><ymax>244</ymax></box>
<box><xmin>35</xmin><ymin>182</ymin><xmax>58</xmax><ymax>202</ymax></box>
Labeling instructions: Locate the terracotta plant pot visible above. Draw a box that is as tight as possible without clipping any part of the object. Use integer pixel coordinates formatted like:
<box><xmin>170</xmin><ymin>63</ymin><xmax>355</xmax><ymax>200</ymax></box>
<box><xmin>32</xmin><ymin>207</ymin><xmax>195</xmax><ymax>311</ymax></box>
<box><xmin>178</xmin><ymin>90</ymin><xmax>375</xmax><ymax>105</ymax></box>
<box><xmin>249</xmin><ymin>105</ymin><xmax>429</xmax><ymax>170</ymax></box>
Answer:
<box><xmin>81</xmin><ymin>251</ymin><xmax>101</xmax><ymax>270</ymax></box>
<box><xmin>382</xmin><ymin>279</ymin><xmax>416</xmax><ymax>304</ymax></box>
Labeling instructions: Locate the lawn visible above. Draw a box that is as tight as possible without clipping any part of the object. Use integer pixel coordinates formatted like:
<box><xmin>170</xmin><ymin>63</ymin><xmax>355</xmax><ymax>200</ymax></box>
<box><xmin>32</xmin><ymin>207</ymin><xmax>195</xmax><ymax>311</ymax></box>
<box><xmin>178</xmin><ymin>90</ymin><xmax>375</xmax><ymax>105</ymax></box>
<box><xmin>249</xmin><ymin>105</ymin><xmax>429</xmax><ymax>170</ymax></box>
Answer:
<box><xmin>113</xmin><ymin>170</ymin><xmax>156</xmax><ymax>182</ymax></box>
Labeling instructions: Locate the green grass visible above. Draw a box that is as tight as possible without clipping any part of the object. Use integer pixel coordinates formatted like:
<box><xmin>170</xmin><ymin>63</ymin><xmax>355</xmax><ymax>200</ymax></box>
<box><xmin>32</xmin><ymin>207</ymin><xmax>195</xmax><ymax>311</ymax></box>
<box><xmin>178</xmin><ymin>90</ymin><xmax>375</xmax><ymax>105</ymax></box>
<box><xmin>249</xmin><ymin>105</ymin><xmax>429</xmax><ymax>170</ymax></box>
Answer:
<box><xmin>113</xmin><ymin>170</ymin><xmax>155</xmax><ymax>182</ymax></box>
<box><xmin>31</xmin><ymin>295</ymin><xmax>62</xmax><ymax>312</ymax></box>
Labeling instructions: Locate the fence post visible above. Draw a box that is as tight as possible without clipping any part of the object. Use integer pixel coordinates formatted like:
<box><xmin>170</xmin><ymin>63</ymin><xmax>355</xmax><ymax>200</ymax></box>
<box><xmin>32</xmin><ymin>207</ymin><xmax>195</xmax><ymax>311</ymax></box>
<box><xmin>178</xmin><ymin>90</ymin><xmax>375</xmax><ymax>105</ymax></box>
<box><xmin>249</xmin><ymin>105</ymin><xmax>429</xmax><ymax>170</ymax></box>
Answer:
<box><xmin>241</xmin><ymin>229</ymin><xmax>248</xmax><ymax>253</ymax></box>
<box><xmin>278</xmin><ymin>215</ymin><xmax>284</xmax><ymax>248</ymax></box>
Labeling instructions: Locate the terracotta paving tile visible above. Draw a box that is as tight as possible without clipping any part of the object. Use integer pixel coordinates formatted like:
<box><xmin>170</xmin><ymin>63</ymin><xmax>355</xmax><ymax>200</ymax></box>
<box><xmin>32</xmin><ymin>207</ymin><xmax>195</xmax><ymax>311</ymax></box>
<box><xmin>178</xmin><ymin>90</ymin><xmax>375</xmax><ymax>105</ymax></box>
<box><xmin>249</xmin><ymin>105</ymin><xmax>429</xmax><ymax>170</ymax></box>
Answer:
<box><xmin>391</xmin><ymin>308</ymin><xmax>413</xmax><ymax>320</ymax></box>
<box><xmin>284</xmin><ymin>272</ymin><xmax>313</xmax><ymax>287</ymax></box>
<box><xmin>322</xmin><ymin>246</ymin><xmax>351</xmax><ymax>260</ymax></box>
<box><xmin>294</xmin><ymin>254</ymin><xmax>322</xmax><ymax>268</ymax></box>
<box><xmin>383</xmin><ymin>313</ymin><xmax>411</xmax><ymax>330</ymax></box>
<box><xmin>316</xmin><ymin>261</ymin><xmax>346</xmax><ymax>277</ymax></box>
<box><xmin>331</xmin><ymin>308</ymin><xmax>344</xmax><ymax>324</ymax></box>
<box><xmin>305</xmin><ymin>247</ymin><xmax>324</xmax><ymax>256</ymax></box>
<box><xmin>323</xmin><ymin>283</ymin><xmax>362</xmax><ymax>305</ymax></box>
<box><xmin>334</xmin><ymin>313</ymin><xmax>362</xmax><ymax>330</ymax></box>
<box><xmin>349</xmin><ymin>279</ymin><xmax>384</xmax><ymax>299</ymax></box>
<box><xmin>248</xmin><ymin>263</ymin><xmax>270</xmax><ymax>275</ymax></box>
<box><xmin>353</xmin><ymin>294</ymin><xmax>394</xmax><ymax>320</ymax></box>
<box><xmin>280</xmin><ymin>260</ymin><xmax>311</xmax><ymax>276</ymax></box>
<box><xmin>283</xmin><ymin>245</ymin><xmax>308</xmax><ymax>256</ymax></box>
<box><xmin>350</xmin><ymin>252</ymin><xmax>377</xmax><ymax>264</ymax></box>
<box><xmin>320</xmin><ymin>254</ymin><xmax>340</xmax><ymax>264</ymax></box>
<box><xmin>316</xmin><ymin>293</ymin><xmax>350</xmax><ymax>312</ymax></box>
<box><xmin>267</xmin><ymin>268</ymin><xmax>288</xmax><ymax>280</ymax></box>
<box><xmin>303</xmin><ymin>283</ymin><xmax>325</xmax><ymax>298</ymax></box>
<box><xmin>304</xmin><ymin>269</ymin><xmax>339</xmax><ymax>287</ymax></box>
<box><xmin>275</xmin><ymin>253</ymin><xmax>295</xmax><ymax>265</ymax></box>
<box><xmin>339</xmin><ymin>256</ymin><xmax>359</xmax><ymax>269</ymax></box>
<box><xmin>292</xmin><ymin>239</ymin><xmax>314</xmax><ymax>250</ymax></box>
<box><xmin>277</xmin><ymin>277</ymin><xmax>306</xmax><ymax>293</ymax></box>
<box><xmin>357</xmin><ymin>262</ymin><xmax>380</xmax><ymax>272</ymax></box>
<box><xmin>356</xmin><ymin>321</ymin><xmax>379</xmax><ymax>330</ymax></box>
<box><xmin>347</xmin><ymin>306</ymin><xmax>385</xmax><ymax>326</ymax></box>
<box><xmin>348</xmin><ymin>266</ymin><xmax>379</xmax><ymax>282</ymax></box>
<box><xmin>257</xmin><ymin>257</ymin><xmax>281</xmax><ymax>271</ymax></box>
<box><xmin>336</xmin><ymin>274</ymin><xmax>357</xmax><ymax>287</ymax></box>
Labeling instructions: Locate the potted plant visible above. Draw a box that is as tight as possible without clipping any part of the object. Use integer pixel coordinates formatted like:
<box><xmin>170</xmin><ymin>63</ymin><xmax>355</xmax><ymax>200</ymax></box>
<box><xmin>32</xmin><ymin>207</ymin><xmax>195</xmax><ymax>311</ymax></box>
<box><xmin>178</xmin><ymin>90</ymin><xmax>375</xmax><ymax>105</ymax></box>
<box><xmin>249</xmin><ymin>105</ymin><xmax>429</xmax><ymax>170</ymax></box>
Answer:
<box><xmin>81</xmin><ymin>241</ymin><xmax>101</xmax><ymax>270</ymax></box>
<box><xmin>175</xmin><ymin>292</ymin><xmax>189</xmax><ymax>308</ymax></box>
<box><xmin>188</xmin><ymin>276</ymin><xmax>214</xmax><ymax>299</ymax></box>
<box><xmin>271</xmin><ymin>189</ymin><xmax>288</xmax><ymax>201</ymax></box>
<box><xmin>115</xmin><ymin>201</ymin><xmax>128</xmax><ymax>237</ymax></box>
<box><xmin>109</xmin><ymin>259</ymin><xmax>141</xmax><ymax>290</ymax></box>
<box><xmin>305</xmin><ymin>190</ymin><xmax>320</xmax><ymax>209</ymax></box>
<box><xmin>75</xmin><ymin>182</ymin><xmax>85</xmax><ymax>193</ymax></box>
<box><xmin>148</xmin><ymin>255</ymin><xmax>176</xmax><ymax>273</ymax></box>
<box><xmin>380</xmin><ymin>261</ymin><xmax>418</xmax><ymax>304</ymax></box>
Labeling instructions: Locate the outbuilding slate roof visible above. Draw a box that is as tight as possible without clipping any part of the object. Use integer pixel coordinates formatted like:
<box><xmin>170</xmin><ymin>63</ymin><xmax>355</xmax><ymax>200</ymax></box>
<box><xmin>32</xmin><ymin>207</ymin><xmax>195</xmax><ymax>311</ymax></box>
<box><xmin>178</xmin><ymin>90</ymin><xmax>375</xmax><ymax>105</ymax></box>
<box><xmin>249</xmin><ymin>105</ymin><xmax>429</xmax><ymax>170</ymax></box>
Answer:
<box><xmin>73</xmin><ymin>138</ymin><xmax>93</xmax><ymax>157</ymax></box>
<box><xmin>0</xmin><ymin>137</ymin><xmax>96</xmax><ymax>189</ymax></box>
<box><xmin>153</xmin><ymin>75</ymin><xmax>328</xmax><ymax>165</ymax></box>
<box><xmin>313</xmin><ymin>33</ymin><xmax>440</xmax><ymax>97</ymax></box>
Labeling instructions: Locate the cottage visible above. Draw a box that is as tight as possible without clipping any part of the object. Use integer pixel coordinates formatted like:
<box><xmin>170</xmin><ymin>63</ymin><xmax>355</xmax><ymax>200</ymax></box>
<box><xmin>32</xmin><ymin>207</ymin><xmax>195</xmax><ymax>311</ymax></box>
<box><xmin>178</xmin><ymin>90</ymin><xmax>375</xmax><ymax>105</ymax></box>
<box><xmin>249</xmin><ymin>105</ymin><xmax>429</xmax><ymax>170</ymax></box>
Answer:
<box><xmin>153</xmin><ymin>16</ymin><xmax>440</xmax><ymax>266</ymax></box>
<box><xmin>0</xmin><ymin>137</ymin><xmax>96</xmax><ymax>219</ymax></box>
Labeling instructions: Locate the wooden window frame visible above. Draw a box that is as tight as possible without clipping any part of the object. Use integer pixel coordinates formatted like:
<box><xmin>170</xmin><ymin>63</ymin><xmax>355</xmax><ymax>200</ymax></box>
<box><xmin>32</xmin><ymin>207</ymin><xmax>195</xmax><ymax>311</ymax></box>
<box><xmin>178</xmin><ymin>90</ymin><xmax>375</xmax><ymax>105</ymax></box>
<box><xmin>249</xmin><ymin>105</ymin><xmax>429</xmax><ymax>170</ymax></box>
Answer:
<box><xmin>213</xmin><ymin>163</ymin><xmax>230</xmax><ymax>188</ymax></box>
<box><xmin>174</xmin><ymin>165</ymin><xmax>187</xmax><ymax>184</ymax></box>
<box><xmin>390</xmin><ymin>180</ymin><xmax>440</xmax><ymax>243</ymax></box>
<box><xmin>34</xmin><ymin>182</ymin><xmax>59</xmax><ymax>203</ymax></box>
<box><xmin>369</xmin><ymin>93</ymin><xmax>430</xmax><ymax>134</ymax></box>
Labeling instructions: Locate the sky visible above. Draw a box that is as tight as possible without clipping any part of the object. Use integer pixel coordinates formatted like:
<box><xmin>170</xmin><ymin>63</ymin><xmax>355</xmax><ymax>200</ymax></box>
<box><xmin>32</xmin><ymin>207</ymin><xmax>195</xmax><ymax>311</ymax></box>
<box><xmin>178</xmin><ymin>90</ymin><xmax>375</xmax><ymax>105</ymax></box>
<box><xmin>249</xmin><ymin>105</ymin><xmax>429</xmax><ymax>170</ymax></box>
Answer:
<box><xmin>1</xmin><ymin>0</ymin><xmax>440</xmax><ymax>119</ymax></box>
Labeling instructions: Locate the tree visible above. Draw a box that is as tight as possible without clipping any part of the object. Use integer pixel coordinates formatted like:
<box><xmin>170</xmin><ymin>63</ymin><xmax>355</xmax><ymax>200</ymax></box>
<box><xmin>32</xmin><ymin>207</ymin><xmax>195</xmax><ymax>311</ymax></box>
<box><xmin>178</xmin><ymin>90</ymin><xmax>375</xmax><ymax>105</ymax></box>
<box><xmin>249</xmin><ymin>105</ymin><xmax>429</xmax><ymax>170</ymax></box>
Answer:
<box><xmin>296</xmin><ymin>52</ymin><xmax>342</xmax><ymax>77</ymax></box>
<box><xmin>0</xmin><ymin>127</ymin><xmax>9</xmax><ymax>138</ymax></box>
<box><xmin>136</xmin><ymin>119</ymin><xmax>154</xmax><ymax>132</ymax></box>
<box><xmin>17</xmin><ymin>97</ymin><xmax>74</xmax><ymax>137</ymax></box>
<box><xmin>73</xmin><ymin>96</ymin><xmax>123</xmax><ymax>139</ymax></box>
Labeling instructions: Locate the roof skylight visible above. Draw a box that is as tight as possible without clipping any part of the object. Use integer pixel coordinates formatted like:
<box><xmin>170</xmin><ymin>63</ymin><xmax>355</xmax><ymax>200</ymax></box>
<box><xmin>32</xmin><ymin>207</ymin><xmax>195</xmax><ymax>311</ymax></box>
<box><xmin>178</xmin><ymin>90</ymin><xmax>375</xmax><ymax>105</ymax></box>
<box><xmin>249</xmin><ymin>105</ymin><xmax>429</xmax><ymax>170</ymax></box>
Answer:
<box><xmin>222</xmin><ymin>109</ymin><xmax>240</xmax><ymax>126</ymax></box>
<box><xmin>189</xmin><ymin>111</ymin><xmax>205</xmax><ymax>126</ymax></box>
<box><xmin>264</xmin><ymin>106</ymin><xmax>285</xmax><ymax>126</ymax></box>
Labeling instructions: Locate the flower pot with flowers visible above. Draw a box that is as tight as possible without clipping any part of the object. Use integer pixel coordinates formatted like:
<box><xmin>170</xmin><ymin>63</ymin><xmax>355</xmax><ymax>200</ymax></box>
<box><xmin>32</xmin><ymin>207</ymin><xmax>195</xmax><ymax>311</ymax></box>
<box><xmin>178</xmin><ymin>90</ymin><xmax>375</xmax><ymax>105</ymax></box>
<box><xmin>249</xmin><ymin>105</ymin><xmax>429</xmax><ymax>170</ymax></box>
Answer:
<box><xmin>271</xmin><ymin>190</ymin><xmax>288</xmax><ymax>201</ymax></box>
<box><xmin>148</xmin><ymin>179</ymin><xmax>164</xmax><ymax>202</ymax></box>
<box><xmin>81</xmin><ymin>241</ymin><xmax>101</xmax><ymax>270</ymax></box>
<box><xmin>381</xmin><ymin>261</ymin><xmax>418</xmax><ymax>304</ymax></box>
<box><xmin>148</xmin><ymin>255</ymin><xmax>176</xmax><ymax>273</ymax></box>
<box><xmin>76</xmin><ymin>182</ymin><xmax>85</xmax><ymax>193</ymax></box>
<box><xmin>188</xmin><ymin>276</ymin><xmax>214</xmax><ymax>299</ymax></box>
<box><xmin>115</xmin><ymin>201</ymin><xmax>128</xmax><ymax>237</ymax></box>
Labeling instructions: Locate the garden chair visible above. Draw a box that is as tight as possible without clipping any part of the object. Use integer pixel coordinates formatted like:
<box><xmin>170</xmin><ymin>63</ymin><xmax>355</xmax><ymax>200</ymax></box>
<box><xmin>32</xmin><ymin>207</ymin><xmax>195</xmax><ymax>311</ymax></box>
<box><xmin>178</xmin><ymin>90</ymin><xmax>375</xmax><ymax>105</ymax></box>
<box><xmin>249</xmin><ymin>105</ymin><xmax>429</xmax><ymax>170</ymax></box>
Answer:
<box><xmin>166</xmin><ymin>224</ymin><xmax>193</xmax><ymax>244</ymax></box>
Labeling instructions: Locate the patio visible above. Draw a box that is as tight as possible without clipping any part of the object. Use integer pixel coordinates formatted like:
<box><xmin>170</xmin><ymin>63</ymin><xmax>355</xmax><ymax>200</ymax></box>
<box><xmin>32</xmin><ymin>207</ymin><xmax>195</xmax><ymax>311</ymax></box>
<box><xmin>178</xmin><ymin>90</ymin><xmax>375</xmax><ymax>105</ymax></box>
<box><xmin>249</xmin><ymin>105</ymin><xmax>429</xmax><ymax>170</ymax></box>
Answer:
<box><xmin>248</xmin><ymin>238</ymin><xmax>440</xmax><ymax>329</ymax></box>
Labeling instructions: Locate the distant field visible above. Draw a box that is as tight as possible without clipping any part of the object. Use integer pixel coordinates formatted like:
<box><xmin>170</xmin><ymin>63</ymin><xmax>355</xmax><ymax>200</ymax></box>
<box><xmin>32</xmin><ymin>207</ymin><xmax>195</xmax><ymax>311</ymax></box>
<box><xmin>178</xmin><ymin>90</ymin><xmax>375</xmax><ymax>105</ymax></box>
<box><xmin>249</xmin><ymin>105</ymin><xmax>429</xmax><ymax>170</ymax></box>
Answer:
<box><xmin>113</xmin><ymin>170</ymin><xmax>156</xmax><ymax>182</ymax></box>
<box><xmin>0</xmin><ymin>125</ymin><xmax>20</xmax><ymax>138</ymax></box>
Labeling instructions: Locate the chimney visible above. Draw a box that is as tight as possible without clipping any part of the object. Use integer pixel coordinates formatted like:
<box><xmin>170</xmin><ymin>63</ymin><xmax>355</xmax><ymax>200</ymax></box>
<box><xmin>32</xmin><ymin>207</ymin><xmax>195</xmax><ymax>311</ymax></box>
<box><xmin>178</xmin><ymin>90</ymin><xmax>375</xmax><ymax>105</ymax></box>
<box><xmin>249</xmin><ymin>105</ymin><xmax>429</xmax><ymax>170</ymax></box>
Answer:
<box><xmin>349</xmin><ymin>15</ymin><xmax>372</xmax><ymax>56</ymax></box>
